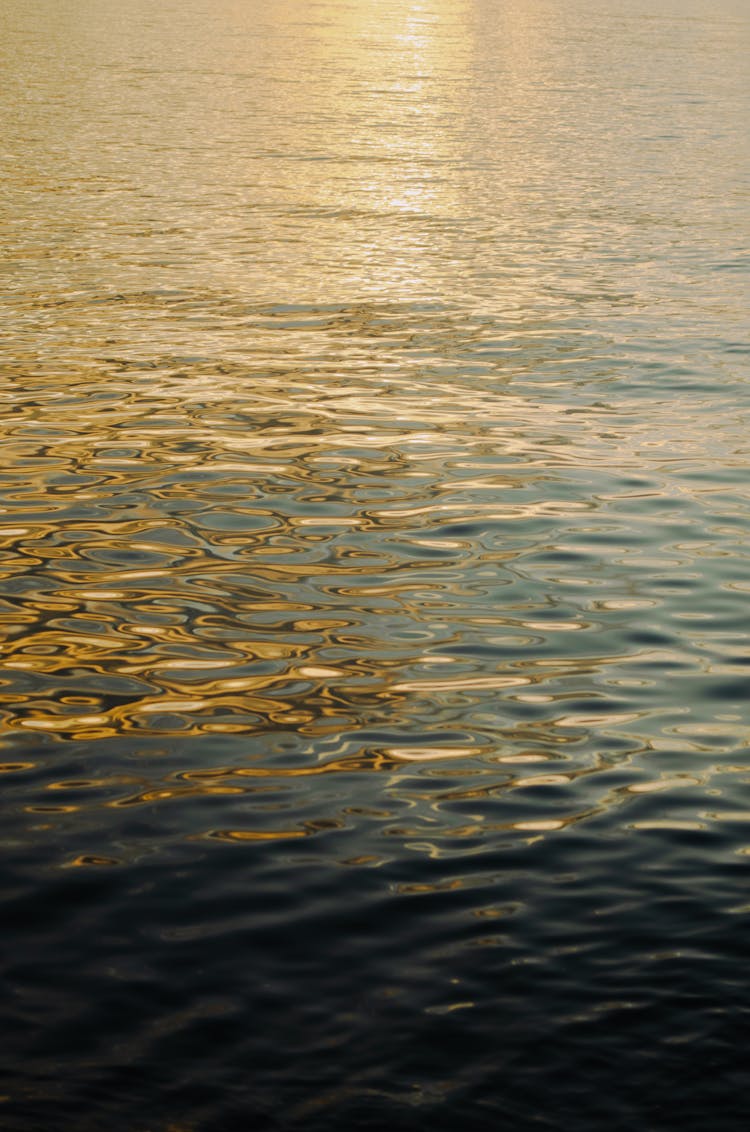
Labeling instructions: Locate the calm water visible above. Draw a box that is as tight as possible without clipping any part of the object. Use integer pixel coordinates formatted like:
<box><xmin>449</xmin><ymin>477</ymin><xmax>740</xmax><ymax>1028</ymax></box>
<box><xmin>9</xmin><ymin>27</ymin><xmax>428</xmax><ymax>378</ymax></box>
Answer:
<box><xmin>2</xmin><ymin>0</ymin><xmax>750</xmax><ymax>1128</ymax></box>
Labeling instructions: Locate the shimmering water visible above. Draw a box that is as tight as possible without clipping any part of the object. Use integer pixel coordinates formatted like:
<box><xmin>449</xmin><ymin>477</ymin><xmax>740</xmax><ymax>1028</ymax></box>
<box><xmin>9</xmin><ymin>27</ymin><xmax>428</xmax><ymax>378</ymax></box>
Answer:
<box><xmin>2</xmin><ymin>0</ymin><xmax>749</xmax><ymax>1128</ymax></box>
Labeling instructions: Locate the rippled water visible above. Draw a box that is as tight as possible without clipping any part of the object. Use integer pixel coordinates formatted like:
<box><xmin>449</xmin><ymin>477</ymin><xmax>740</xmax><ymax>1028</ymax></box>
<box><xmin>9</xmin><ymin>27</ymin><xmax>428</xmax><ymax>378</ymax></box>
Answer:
<box><xmin>2</xmin><ymin>0</ymin><xmax>750</xmax><ymax>1128</ymax></box>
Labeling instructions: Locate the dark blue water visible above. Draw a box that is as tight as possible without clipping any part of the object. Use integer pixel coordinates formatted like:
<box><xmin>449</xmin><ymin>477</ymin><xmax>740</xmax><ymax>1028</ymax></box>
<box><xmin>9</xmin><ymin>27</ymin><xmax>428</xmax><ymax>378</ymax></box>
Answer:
<box><xmin>1</xmin><ymin>0</ymin><xmax>749</xmax><ymax>1128</ymax></box>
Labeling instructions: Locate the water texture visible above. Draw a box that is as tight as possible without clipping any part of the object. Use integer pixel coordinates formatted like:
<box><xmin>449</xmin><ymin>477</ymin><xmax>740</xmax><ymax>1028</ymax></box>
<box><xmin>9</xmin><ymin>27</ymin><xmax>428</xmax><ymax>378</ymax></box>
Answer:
<box><xmin>1</xmin><ymin>0</ymin><xmax>749</xmax><ymax>1128</ymax></box>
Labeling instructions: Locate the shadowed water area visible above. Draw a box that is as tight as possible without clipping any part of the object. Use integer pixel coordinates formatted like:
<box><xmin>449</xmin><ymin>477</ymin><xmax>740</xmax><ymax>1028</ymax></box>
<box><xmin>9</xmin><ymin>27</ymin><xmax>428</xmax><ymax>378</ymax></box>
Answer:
<box><xmin>2</xmin><ymin>0</ymin><xmax>750</xmax><ymax>1128</ymax></box>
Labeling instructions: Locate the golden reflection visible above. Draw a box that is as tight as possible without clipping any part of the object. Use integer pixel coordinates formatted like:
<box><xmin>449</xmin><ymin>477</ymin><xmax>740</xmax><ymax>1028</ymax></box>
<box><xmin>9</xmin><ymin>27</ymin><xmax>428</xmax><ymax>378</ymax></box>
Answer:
<box><xmin>384</xmin><ymin>745</ymin><xmax>483</xmax><ymax>761</ymax></box>
<box><xmin>0</xmin><ymin>0</ymin><xmax>747</xmax><ymax>863</ymax></box>
<box><xmin>625</xmin><ymin>776</ymin><xmax>702</xmax><ymax>794</ymax></box>
<box><xmin>629</xmin><ymin>820</ymin><xmax>706</xmax><ymax>831</ymax></box>
<box><xmin>473</xmin><ymin>905</ymin><xmax>519</xmax><ymax>919</ymax></box>
<box><xmin>397</xmin><ymin>878</ymin><xmax>464</xmax><ymax>894</ymax></box>
<box><xmin>206</xmin><ymin>829</ymin><xmax>308</xmax><ymax>842</ymax></box>
<box><xmin>179</xmin><ymin>750</ymin><xmax>402</xmax><ymax>781</ymax></box>
<box><xmin>26</xmin><ymin>804</ymin><xmax>80</xmax><ymax>814</ymax></box>
<box><xmin>425</xmin><ymin>1001</ymin><xmax>475</xmax><ymax>1015</ymax></box>
<box><xmin>65</xmin><ymin>855</ymin><xmax>121</xmax><ymax>867</ymax></box>
<box><xmin>512</xmin><ymin>820</ymin><xmax>566</xmax><ymax>831</ymax></box>
<box><xmin>113</xmin><ymin>785</ymin><xmax>245</xmax><ymax>807</ymax></box>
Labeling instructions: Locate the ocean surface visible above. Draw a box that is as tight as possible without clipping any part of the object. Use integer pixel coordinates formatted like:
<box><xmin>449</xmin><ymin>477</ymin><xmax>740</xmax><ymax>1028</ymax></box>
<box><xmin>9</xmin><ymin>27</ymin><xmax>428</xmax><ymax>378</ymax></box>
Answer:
<box><xmin>2</xmin><ymin>0</ymin><xmax>749</xmax><ymax>1128</ymax></box>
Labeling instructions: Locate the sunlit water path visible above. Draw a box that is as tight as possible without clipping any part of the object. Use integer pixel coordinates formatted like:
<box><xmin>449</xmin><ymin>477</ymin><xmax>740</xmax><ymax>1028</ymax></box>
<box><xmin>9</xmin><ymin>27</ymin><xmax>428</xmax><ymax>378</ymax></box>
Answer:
<box><xmin>1</xmin><ymin>1</ymin><xmax>749</xmax><ymax>1128</ymax></box>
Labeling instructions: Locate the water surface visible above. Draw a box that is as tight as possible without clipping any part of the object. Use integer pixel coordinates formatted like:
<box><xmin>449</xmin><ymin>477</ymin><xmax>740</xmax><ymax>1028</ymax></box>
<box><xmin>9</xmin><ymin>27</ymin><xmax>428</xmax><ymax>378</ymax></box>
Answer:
<box><xmin>1</xmin><ymin>1</ymin><xmax>750</xmax><ymax>1128</ymax></box>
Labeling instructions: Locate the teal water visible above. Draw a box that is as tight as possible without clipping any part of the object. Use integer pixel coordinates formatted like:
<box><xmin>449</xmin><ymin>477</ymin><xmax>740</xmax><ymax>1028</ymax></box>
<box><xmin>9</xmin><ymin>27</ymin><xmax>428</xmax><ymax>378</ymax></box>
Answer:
<box><xmin>1</xmin><ymin>1</ymin><xmax>749</xmax><ymax>1128</ymax></box>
